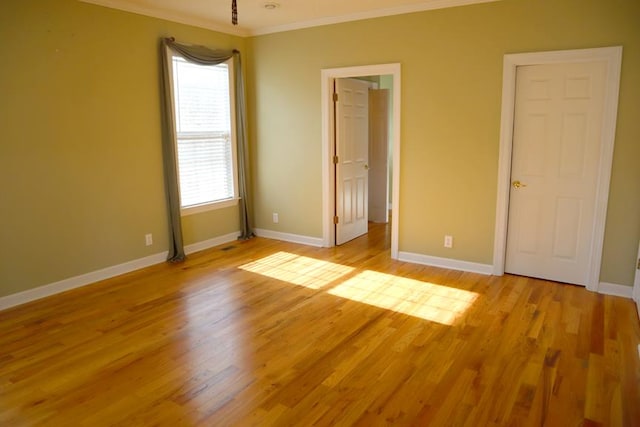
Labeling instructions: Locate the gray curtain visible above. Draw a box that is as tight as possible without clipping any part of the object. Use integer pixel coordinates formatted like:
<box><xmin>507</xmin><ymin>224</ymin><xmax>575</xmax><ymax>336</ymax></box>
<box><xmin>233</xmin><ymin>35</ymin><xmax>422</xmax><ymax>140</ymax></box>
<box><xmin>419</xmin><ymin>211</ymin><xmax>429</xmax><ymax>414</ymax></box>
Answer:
<box><xmin>160</xmin><ymin>37</ymin><xmax>253</xmax><ymax>262</ymax></box>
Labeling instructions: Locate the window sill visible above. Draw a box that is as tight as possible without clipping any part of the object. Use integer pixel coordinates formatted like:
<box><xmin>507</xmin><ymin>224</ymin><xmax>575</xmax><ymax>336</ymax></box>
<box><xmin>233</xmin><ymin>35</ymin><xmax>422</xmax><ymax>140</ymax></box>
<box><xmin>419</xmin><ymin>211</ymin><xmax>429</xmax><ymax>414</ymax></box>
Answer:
<box><xmin>181</xmin><ymin>198</ymin><xmax>239</xmax><ymax>217</ymax></box>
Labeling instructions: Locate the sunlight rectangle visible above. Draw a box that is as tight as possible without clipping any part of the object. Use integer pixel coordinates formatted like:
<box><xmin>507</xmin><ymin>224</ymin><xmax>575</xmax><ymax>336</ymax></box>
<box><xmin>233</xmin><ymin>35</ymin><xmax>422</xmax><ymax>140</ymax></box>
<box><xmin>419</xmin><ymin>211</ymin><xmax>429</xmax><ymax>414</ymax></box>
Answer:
<box><xmin>327</xmin><ymin>270</ymin><xmax>479</xmax><ymax>325</ymax></box>
<box><xmin>239</xmin><ymin>252</ymin><xmax>355</xmax><ymax>289</ymax></box>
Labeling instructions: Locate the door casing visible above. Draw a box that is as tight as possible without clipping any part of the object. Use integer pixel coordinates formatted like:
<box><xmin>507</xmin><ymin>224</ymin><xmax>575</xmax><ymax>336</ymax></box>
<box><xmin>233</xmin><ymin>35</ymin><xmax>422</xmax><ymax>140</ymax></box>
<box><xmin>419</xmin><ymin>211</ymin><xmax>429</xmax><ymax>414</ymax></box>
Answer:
<box><xmin>321</xmin><ymin>64</ymin><xmax>401</xmax><ymax>257</ymax></box>
<box><xmin>493</xmin><ymin>47</ymin><xmax>623</xmax><ymax>292</ymax></box>
<box><xmin>634</xmin><ymin>242</ymin><xmax>640</xmax><ymax>318</ymax></box>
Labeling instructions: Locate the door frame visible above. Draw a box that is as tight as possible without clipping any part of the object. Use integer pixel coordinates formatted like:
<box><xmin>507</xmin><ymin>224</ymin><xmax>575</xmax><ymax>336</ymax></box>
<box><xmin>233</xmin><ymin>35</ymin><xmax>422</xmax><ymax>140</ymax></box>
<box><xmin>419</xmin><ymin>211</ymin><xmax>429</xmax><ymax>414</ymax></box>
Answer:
<box><xmin>321</xmin><ymin>64</ymin><xmax>401</xmax><ymax>257</ymax></box>
<box><xmin>492</xmin><ymin>46</ymin><xmax>623</xmax><ymax>291</ymax></box>
<box><xmin>634</xmin><ymin>241</ymin><xmax>640</xmax><ymax>318</ymax></box>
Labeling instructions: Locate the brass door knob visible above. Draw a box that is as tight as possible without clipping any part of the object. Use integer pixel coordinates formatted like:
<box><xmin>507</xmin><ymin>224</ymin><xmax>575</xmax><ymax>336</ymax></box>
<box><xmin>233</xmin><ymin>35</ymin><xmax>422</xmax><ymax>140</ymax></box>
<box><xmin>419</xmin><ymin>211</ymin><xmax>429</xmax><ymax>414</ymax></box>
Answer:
<box><xmin>364</xmin><ymin>164</ymin><xmax>369</xmax><ymax>170</ymax></box>
<box><xmin>512</xmin><ymin>180</ymin><xmax>527</xmax><ymax>189</ymax></box>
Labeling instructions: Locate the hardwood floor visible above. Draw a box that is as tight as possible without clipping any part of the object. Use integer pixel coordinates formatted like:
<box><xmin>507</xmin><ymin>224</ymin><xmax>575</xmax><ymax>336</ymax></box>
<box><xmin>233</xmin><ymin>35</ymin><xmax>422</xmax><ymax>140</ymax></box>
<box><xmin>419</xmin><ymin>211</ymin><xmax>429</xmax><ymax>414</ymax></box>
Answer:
<box><xmin>1</xmin><ymin>223</ymin><xmax>639</xmax><ymax>426</ymax></box>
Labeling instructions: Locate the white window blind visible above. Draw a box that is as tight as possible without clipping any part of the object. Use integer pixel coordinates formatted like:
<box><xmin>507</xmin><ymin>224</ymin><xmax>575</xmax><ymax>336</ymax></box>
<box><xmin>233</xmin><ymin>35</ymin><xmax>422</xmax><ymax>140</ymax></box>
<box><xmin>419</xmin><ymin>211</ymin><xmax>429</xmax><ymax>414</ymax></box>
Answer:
<box><xmin>171</xmin><ymin>56</ymin><xmax>235</xmax><ymax>209</ymax></box>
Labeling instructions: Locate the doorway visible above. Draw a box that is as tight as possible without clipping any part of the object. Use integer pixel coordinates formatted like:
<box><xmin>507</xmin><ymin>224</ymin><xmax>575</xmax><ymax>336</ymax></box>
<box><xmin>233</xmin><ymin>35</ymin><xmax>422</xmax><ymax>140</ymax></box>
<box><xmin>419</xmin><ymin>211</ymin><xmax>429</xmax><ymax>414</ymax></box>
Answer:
<box><xmin>493</xmin><ymin>47</ymin><xmax>622</xmax><ymax>291</ymax></box>
<box><xmin>321</xmin><ymin>64</ymin><xmax>401</xmax><ymax>258</ymax></box>
<box><xmin>334</xmin><ymin>77</ymin><xmax>391</xmax><ymax>245</ymax></box>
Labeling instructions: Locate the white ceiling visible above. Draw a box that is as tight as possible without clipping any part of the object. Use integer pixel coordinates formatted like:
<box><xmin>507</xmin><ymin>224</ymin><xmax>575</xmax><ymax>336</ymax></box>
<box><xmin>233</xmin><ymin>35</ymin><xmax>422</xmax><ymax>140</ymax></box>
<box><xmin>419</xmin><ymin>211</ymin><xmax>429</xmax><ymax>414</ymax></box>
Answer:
<box><xmin>80</xmin><ymin>0</ymin><xmax>499</xmax><ymax>37</ymax></box>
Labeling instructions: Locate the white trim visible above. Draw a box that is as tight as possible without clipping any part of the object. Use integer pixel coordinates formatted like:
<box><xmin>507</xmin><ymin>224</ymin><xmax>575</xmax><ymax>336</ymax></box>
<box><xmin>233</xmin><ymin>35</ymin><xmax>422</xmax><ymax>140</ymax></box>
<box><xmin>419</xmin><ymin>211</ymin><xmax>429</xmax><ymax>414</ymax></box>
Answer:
<box><xmin>0</xmin><ymin>252</ymin><xmax>167</xmax><ymax>311</ymax></box>
<box><xmin>80</xmin><ymin>0</ymin><xmax>499</xmax><ymax>37</ymax></box>
<box><xmin>254</xmin><ymin>228</ymin><xmax>324</xmax><ymax>247</ymax></box>
<box><xmin>633</xmin><ymin>242</ymin><xmax>640</xmax><ymax>318</ymax></box>
<box><xmin>251</xmin><ymin>0</ymin><xmax>500</xmax><ymax>36</ymax></box>
<box><xmin>398</xmin><ymin>251</ymin><xmax>493</xmax><ymax>275</ymax></box>
<box><xmin>184</xmin><ymin>231</ymin><xmax>241</xmax><ymax>254</ymax></box>
<box><xmin>321</xmin><ymin>64</ymin><xmax>401</xmax><ymax>259</ymax></box>
<box><xmin>598</xmin><ymin>282</ymin><xmax>633</xmax><ymax>299</ymax></box>
<box><xmin>0</xmin><ymin>232</ymin><xmax>241</xmax><ymax>311</ymax></box>
<box><xmin>181</xmin><ymin>198</ymin><xmax>239</xmax><ymax>216</ymax></box>
<box><xmin>492</xmin><ymin>46</ymin><xmax>623</xmax><ymax>292</ymax></box>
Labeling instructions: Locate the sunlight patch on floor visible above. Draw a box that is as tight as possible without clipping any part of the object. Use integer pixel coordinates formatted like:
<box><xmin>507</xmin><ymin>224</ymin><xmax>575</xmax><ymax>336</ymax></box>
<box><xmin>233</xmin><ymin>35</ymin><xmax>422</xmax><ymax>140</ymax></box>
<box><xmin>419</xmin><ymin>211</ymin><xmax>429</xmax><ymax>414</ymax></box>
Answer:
<box><xmin>239</xmin><ymin>252</ymin><xmax>478</xmax><ymax>324</ymax></box>
<box><xmin>239</xmin><ymin>251</ymin><xmax>355</xmax><ymax>289</ymax></box>
<box><xmin>328</xmin><ymin>270</ymin><xmax>479</xmax><ymax>325</ymax></box>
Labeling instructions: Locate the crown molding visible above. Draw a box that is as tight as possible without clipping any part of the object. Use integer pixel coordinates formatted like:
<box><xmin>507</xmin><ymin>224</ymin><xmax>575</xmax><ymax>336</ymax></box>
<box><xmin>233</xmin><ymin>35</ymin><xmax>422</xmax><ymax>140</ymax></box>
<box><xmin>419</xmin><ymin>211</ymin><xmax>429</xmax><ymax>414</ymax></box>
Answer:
<box><xmin>80</xmin><ymin>0</ymin><xmax>499</xmax><ymax>38</ymax></box>
<box><xmin>250</xmin><ymin>0</ymin><xmax>499</xmax><ymax>36</ymax></box>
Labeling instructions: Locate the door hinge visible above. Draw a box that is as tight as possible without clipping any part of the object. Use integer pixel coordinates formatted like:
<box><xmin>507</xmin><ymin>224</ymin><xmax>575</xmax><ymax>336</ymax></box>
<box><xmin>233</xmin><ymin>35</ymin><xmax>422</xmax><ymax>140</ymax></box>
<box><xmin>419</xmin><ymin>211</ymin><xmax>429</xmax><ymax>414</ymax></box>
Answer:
<box><xmin>333</xmin><ymin>216</ymin><xmax>339</xmax><ymax>224</ymax></box>
<box><xmin>333</xmin><ymin>92</ymin><xmax>338</xmax><ymax>103</ymax></box>
<box><xmin>333</xmin><ymin>155</ymin><xmax>339</xmax><ymax>164</ymax></box>
<box><xmin>637</xmin><ymin>258</ymin><xmax>640</xmax><ymax>270</ymax></box>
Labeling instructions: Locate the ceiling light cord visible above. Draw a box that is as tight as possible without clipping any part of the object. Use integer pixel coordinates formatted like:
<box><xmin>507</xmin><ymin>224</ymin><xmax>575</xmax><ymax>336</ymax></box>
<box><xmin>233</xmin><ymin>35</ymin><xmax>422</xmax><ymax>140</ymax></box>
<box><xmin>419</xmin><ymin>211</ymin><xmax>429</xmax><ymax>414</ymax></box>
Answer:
<box><xmin>232</xmin><ymin>0</ymin><xmax>238</xmax><ymax>25</ymax></box>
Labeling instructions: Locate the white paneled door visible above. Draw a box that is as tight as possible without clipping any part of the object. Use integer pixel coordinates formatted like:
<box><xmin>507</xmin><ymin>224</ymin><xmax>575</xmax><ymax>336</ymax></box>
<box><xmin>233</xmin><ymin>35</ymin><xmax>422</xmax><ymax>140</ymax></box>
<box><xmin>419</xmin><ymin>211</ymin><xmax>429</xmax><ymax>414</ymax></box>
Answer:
<box><xmin>505</xmin><ymin>61</ymin><xmax>607</xmax><ymax>286</ymax></box>
<box><xmin>335</xmin><ymin>78</ymin><xmax>369</xmax><ymax>245</ymax></box>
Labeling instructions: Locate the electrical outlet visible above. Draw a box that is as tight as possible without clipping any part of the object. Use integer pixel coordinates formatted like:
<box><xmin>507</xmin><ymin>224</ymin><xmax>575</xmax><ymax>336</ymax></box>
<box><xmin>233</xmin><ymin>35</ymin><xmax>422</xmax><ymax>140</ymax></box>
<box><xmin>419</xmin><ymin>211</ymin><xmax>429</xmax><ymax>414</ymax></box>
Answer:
<box><xmin>145</xmin><ymin>233</ymin><xmax>153</xmax><ymax>246</ymax></box>
<box><xmin>272</xmin><ymin>213</ymin><xmax>279</xmax><ymax>223</ymax></box>
<box><xmin>444</xmin><ymin>235</ymin><xmax>453</xmax><ymax>248</ymax></box>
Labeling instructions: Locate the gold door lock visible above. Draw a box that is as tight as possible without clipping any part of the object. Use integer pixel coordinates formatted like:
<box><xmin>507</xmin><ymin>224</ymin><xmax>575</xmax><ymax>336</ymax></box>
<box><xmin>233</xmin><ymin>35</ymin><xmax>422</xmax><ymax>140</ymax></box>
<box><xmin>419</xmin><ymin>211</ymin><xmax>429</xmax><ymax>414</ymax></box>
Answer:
<box><xmin>512</xmin><ymin>180</ymin><xmax>527</xmax><ymax>189</ymax></box>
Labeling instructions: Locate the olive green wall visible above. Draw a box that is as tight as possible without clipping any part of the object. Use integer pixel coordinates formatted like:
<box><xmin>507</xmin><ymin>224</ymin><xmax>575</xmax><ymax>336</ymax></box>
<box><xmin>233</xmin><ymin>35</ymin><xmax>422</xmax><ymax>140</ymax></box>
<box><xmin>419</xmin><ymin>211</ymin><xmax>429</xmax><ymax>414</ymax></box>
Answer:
<box><xmin>0</xmin><ymin>0</ymin><xmax>245</xmax><ymax>297</ymax></box>
<box><xmin>248</xmin><ymin>0</ymin><xmax>640</xmax><ymax>286</ymax></box>
<box><xmin>1</xmin><ymin>0</ymin><xmax>638</xmax><ymax>300</ymax></box>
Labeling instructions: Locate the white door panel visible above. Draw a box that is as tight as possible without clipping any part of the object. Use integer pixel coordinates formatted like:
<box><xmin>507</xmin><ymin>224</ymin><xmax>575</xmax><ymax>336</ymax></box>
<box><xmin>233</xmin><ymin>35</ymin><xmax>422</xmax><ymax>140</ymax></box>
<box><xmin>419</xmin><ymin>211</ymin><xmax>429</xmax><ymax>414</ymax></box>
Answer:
<box><xmin>506</xmin><ymin>61</ymin><xmax>607</xmax><ymax>285</ymax></box>
<box><xmin>336</xmin><ymin>78</ymin><xmax>369</xmax><ymax>245</ymax></box>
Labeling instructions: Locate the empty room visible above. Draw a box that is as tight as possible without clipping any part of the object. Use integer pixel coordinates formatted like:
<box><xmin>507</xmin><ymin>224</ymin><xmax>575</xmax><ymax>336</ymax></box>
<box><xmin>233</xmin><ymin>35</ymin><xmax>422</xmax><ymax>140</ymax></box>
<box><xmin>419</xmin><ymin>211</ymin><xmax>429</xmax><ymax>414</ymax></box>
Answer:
<box><xmin>1</xmin><ymin>0</ymin><xmax>639</xmax><ymax>425</ymax></box>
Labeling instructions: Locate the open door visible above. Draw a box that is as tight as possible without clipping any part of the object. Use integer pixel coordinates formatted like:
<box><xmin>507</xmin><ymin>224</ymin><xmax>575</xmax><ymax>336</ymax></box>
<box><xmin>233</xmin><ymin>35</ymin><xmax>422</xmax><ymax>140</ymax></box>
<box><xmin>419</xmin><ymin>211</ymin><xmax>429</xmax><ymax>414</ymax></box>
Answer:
<box><xmin>335</xmin><ymin>78</ymin><xmax>369</xmax><ymax>245</ymax></box>
<box><xmin>321</xmin><ymin>63</ymin><xmax>401</xmax><ymax>257</ymax></box>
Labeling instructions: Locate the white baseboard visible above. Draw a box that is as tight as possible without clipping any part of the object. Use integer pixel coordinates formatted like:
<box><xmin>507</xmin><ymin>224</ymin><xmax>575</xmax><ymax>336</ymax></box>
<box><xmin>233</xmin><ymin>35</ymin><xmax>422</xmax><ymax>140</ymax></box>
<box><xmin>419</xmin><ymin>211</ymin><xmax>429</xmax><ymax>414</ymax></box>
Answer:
<box><xmin>0</xmin><ymin>231</ymin><xmax>242</xmax><ymax>312</ymax></box>
<box><xmin>184</xmin><ymin>231</ymin><xmax>240</xmax><ymax>255</ymax></box>
<box><xmin>397</xmin><ymin>251</ymin><xmax>493</xmax><ymax>275</ymax></box>
<box><xmin>254</xmin><ymin>228</ymin><xmax>324</xmax><ymax>247</ymax></box>
<box><xmin>0</xmin><ymin>251</ymin><xmax>168</xmax><ymax>311</ymax></box>
<box><xmin>598</xmin><ymin>282</ymin><xmax>633</xmax><ymax>298</ymax></box>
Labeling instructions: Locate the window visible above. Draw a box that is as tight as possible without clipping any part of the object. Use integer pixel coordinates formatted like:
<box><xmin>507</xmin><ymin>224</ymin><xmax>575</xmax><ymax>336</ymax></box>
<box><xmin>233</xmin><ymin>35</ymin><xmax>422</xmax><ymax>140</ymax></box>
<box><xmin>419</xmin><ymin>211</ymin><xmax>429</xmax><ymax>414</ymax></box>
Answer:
<box><xmin>169</xmin><ymin>52</ymin><xmax>238</xmax><ymax>215</ymax></box>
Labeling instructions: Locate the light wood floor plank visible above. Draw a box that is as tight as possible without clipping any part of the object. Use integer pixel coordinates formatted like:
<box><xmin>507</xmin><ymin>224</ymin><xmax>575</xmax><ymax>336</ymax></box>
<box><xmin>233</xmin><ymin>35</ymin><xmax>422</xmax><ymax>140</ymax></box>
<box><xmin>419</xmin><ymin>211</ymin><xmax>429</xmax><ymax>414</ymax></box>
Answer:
<box><xmin>1</xmin><ymin>223</ymin><xmax>639</xmax><ymax>426</ymax></box>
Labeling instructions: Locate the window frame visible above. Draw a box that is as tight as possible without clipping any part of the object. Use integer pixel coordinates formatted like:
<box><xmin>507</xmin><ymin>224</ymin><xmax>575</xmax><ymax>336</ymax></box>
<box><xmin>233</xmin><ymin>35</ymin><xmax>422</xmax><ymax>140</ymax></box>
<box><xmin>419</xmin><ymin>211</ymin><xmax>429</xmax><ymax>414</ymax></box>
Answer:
<box><xmin>165</xmin><ymin>47</ymin><xmax>239</xmax><ymax>217</ymax></box>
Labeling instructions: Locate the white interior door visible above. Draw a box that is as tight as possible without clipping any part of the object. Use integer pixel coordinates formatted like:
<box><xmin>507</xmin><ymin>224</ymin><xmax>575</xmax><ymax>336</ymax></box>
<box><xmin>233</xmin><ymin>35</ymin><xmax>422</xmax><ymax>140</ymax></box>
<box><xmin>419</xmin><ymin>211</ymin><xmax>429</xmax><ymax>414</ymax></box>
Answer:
<box><xmin>335</xmin><ymin>78</ymin><xmax>369</xmax><ymax>245</ymax></box>
<box><xmin>505</xmin><ymin>61</ymin><xmax>607</xmax><ymax>286</ymax></box>
<box><xmin>368</xmin><ymin>89</ymin><xmax>390</xmax><ymax>224</ymax></box>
